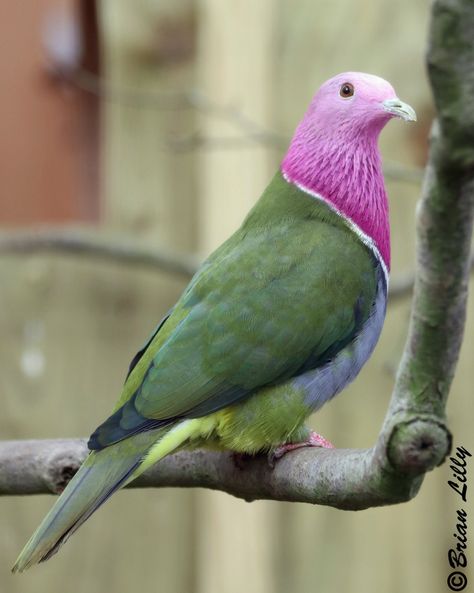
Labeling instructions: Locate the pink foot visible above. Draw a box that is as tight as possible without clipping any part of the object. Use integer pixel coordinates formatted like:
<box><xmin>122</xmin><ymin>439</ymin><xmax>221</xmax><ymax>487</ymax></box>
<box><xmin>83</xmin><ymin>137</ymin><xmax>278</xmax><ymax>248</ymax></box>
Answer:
<box><xmin>268</xmin><ymin>431</ymin><xmax>335</xmax><ymax>468</ymax></box>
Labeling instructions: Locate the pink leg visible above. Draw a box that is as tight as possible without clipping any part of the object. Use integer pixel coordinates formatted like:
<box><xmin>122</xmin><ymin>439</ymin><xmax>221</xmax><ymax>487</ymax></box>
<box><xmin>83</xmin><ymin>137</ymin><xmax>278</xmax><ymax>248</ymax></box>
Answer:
<box><xmin>268</xmin><ymin>431</ymin><xmax>335</xmax><ymax>467</ymax></box>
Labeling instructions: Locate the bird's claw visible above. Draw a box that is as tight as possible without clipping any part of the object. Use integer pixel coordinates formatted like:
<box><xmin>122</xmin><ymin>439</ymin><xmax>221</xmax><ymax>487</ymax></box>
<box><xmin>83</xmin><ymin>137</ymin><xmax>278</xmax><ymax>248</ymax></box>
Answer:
<box><xmin>267</xmin><ymin>431</ymin><xmax>335</xmax><ymax>468</ymax></box>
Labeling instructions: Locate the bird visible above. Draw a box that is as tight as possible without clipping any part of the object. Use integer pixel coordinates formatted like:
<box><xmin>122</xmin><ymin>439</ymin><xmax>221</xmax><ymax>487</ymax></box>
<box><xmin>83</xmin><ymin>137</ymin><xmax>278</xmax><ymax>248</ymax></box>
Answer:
<box><xmin>13</xmin><ymin>72</ymin><xmax>416</xmax><ymax>572</ymax></box>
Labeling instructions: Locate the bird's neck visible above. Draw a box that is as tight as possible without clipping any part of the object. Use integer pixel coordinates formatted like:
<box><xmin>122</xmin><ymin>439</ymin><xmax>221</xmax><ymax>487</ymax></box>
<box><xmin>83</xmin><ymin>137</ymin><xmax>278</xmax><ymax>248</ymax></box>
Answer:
<box><xmin>281</xmin><ymin>123</ymin><xmax>390</xmax><ymax>271</ymax></box>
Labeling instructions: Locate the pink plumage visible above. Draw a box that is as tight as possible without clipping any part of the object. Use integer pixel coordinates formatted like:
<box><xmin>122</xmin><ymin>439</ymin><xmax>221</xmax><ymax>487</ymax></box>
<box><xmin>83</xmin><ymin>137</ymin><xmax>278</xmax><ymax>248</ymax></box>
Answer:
<box><xmin>282</xmin><ymin>72</ymin><xmax>416</xmax><ymax>272</ymax></box>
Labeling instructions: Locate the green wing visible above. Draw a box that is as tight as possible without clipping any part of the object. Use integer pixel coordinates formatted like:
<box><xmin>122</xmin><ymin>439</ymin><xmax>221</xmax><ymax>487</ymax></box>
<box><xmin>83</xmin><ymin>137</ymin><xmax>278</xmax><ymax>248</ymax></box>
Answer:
<box><xmin>89</xmin><ymin>175</ymin><xmax>378</xmax><ymax>449</ymax></box>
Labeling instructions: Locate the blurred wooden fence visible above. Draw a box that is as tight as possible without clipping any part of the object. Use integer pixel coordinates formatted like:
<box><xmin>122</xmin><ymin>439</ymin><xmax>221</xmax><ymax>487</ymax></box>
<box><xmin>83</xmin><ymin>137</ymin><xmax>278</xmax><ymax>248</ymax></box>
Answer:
<box><xmin>1</xmin><ymin>1</ymin><xmax>472</xmax><ymax>593</ymax></box>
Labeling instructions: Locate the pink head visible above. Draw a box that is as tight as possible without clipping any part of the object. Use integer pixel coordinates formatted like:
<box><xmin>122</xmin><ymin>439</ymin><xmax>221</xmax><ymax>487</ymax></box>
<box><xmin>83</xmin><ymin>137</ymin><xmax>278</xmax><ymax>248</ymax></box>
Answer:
<box><xmin>282</xmin><ymin>72</ymin><xmax>416</xmax><ymax>272</ymax></box>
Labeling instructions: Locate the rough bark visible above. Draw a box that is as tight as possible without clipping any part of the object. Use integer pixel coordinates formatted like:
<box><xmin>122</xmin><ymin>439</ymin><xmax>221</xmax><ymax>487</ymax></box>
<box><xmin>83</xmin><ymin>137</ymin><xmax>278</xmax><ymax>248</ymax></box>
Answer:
<box><xmin>0</xmin><ymin>428</ymin><xmax>449</xmax><ymax>508</ymax></box>
<box><xmin>0</xmin><ymin>0</ymin><xmax>473</xmax><ymax>507</ymax></box>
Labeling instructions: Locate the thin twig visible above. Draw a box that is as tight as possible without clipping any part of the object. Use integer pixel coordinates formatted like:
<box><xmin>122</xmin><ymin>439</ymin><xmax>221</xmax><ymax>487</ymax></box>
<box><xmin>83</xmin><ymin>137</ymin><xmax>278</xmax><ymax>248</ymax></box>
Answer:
<box><xmin>53</xmin><ymin>65</ymin><xmax>424</xmax><ymax>184</ymax></box>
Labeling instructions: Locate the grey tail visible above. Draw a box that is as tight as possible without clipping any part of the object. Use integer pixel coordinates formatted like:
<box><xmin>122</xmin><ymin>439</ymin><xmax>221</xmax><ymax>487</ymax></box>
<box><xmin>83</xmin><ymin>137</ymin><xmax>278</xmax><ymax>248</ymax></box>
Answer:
<box><xmin>12</xmin><ymin>429</ymin><xmax>164</xmax><ymax>573</ymax></box>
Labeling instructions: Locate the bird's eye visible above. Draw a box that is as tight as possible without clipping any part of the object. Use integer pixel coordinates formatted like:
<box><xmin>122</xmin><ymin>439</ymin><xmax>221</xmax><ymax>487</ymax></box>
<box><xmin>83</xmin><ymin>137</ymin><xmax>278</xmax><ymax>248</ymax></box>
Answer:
<box><xmin>339</xmin><ymin>83</ymin><xmax>354</xmax><ymax>98</ymax></box>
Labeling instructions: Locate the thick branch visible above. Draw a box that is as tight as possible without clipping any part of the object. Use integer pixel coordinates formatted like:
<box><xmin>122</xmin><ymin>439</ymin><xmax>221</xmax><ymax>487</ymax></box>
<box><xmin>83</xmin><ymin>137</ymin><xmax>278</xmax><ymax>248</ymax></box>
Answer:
<box><xmin>388</xmin><ymin>252</ymin><xmax>474</xmax><ymax>302</ymax></box>
<box><xmin>1</xmin><ymin>0</ymin><xmax>472</xmax><ymax>507</ymax></box>
<box><xmin>0</xmin><ymin>421</ymin><xmax>450</xmax><ymax>506</ymax></box>
<box><xmin>387</xmin><ymin>0</ymin><xmax>474</xmax><ymax>420</ymax></box>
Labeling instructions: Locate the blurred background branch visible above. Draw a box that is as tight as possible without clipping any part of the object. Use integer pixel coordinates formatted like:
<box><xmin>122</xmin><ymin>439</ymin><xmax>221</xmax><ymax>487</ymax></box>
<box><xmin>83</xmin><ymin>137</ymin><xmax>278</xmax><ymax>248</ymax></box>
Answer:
<box><xmin>0</xmin><ymin>227</ymin><xmax>472</xmax><ymax>300</ymax></box>
<box><xmin>0</xmin><ymin>227</ymin><xmax>200</xmax><ymax>279</ymax></box>
<box><xmin>52</xmin><ymin>64</ymin><xmax>425</xmax><ymax>184</ymax></box>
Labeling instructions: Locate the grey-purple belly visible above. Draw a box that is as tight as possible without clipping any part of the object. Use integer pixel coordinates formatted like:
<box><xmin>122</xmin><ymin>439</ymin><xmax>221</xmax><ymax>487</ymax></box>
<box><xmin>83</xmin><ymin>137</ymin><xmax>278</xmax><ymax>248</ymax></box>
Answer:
<box><xmin>293</xmin><ymin>266</ymin><xmax>388</xmax><ymax>412</ymax></box>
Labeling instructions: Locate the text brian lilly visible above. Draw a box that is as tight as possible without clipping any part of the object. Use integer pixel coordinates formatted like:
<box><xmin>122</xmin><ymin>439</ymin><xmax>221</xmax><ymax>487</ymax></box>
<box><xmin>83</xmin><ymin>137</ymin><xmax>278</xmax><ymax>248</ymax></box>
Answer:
<box><xmin>446</xmin><ymin>445</ymin><xmax>471</xmax><ymax>592</ymax></box>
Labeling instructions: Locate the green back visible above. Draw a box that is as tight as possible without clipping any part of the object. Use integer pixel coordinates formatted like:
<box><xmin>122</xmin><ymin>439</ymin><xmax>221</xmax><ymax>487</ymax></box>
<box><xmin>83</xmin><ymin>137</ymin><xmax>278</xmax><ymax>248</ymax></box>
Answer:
<box><xmin>89</xmin><ymin>172</ymin><xmax>379</xmax><ymax>449</ymax></box>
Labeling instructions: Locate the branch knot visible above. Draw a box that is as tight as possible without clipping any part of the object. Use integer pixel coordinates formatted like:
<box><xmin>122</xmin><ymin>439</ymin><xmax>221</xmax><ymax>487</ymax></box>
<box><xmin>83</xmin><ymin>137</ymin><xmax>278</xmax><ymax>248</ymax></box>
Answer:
<box><xmin>386</xmin><ymin>417</ymin><xmax>452</xmax><ymax>475</ymax></box>
<box><xmin>42</xmin><ymin>440</ymin><xmax>88</xmax><ymax>494</ymax></box>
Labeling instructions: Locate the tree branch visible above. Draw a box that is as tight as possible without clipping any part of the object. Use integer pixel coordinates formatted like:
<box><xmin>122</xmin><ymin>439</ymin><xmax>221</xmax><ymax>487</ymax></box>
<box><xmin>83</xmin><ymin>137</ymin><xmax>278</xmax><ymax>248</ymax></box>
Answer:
<box><xmin>51</xmin><ymin>63</ymin><xmax>424</xmax><ymax>183</ymax></box>
<box><xmin>1</xmin><ymin>228</ymin><xmax>472</xmax><ymax>301</ymax></box>
<box><xmin>387</xmin><ymin>0</ymin><xmax>474</xmax><ymax>421</ymax></box>
<box><xmin>0</xmin><ymin>227</ymin><xmax>200</xmax><ymax>279</ymax></box>
<box><xmin>0</xmin><ymin>426</ymin><xmax>449</xmax><ymax>507</ymax></box>
<box><xmin>388</xmin><ymin>252</ymin><xmax>474</xmax><ymax>303</ymax></box>
<box><xmin>1</xmin><ymin>0</ymin><xmax>473</xmax><ymax>508</ymax></box>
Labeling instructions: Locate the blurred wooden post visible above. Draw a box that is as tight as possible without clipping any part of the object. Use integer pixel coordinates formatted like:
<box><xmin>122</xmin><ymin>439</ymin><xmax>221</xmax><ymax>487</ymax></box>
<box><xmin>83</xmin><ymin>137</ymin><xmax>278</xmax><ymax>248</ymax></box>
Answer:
<box><xmin>197</xmin><ymin>0</ymin><xmax>276</xmax><ymax>254</ymax></box>
<box><xmin>97</xmin><ymin>1</ymin><xmax>197</xmax><ymax>591</ymax></box>
<box><xmin>100</xmin><ymin>0</ymin><xmax>197</xmax><ymax>254</ymax></box>
<box><xmin>195</xmin><ymin>2</ymin><xmax>277</xmax><ymax>593</ymax></box>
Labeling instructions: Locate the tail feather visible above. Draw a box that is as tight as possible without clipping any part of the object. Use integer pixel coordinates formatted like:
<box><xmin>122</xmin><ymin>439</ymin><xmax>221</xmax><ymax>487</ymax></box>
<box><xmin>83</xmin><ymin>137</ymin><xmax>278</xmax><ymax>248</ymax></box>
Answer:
<box><xmin>12</xmin><ymin>429</ymin><xmax>165</xmax><ymax>573</ymax></box>
<box><xmin>39</xmin><ymin>458</ymin><xmax>140</xmax><ymax>563</ymax></box>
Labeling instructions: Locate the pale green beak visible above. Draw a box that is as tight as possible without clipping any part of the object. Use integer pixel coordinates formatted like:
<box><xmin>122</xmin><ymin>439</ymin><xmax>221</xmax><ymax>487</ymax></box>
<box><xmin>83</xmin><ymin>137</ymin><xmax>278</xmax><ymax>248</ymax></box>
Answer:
<box><xmin>382</xmin><ymin>98</ymin><xmax>417</xmax><ymax>122</ymax></box>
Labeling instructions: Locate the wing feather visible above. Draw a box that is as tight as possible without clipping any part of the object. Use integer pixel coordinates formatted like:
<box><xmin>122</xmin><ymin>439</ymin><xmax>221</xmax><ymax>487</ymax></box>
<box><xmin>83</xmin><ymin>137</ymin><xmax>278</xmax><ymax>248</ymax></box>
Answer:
<box><xmin>90</xmin><ymin>186</ymin><xmax>379</xmax><ymax>449</ymax></box>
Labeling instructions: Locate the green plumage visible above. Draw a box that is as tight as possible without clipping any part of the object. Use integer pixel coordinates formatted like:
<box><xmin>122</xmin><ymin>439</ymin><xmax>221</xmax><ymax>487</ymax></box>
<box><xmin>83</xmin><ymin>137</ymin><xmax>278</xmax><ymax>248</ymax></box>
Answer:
<box><xmin>92</xmin><ymin>171</ymin><xmax>377</xmax><ymax>447</ymax></box>
<box><xmin>13</xmin><ymin>171</ymin><xmax>379</xmax><ymax>572</ymax></box>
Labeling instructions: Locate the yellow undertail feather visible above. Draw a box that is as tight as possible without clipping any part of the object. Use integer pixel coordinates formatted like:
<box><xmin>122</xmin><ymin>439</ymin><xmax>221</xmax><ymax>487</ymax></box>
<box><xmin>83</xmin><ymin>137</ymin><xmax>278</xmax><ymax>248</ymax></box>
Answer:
<box><xmin>126</xmin><ymin>417</ymin><xmax>217</xmax><ymax>483</ymax></box>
